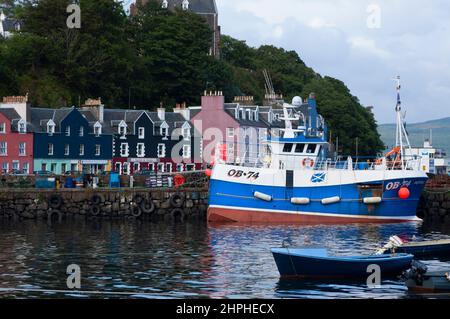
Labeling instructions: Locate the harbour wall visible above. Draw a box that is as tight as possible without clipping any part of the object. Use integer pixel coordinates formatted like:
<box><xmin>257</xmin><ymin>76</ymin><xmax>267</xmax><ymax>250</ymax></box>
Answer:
<box><xmin>0</xmin><ymin>188</ymin><xmax>209</xmax><ymax>222</ymax></box>
<box><xmin>417</xmin><ymin>175</ymin><xmax>450</xmax><ymax>221</ymax></box>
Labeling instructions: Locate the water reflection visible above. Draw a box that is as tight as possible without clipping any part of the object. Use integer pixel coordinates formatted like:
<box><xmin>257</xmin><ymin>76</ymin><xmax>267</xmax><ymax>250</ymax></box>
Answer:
<box><xmin>0</xmin><ymin>219</ymin><xmax>449</xmax><ymax>299</ymax></box>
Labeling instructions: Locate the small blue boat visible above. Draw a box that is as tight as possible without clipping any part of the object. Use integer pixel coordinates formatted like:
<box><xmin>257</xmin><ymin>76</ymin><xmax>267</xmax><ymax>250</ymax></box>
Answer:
<box><xmin>271</xmin><ymin>248</ymin><xmax>414</xmax><ymax>279</ymax></box>
<box><xmin>391</xmin><ymin>240</ymin><xmax>450</xmax><ymax>258</ymax></box>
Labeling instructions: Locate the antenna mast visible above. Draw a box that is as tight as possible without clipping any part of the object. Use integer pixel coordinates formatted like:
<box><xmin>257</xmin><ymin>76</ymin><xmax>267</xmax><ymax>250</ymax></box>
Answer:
<box><xmin>394</xmin><ymin>76</ymin><xmax>412</xmax><ymax>170</ymax></box>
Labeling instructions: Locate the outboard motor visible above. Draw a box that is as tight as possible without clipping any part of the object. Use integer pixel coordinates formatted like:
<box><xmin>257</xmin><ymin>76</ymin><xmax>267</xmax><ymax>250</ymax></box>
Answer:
<box><xmin>403</xmin><ymin>260</ymin><xmax>428</xmax><ymax>285</ymax></box>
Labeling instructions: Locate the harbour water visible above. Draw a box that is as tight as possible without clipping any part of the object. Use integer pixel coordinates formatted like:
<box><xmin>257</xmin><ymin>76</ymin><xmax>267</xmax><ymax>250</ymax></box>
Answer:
<box><xmin>0</xmin><ymin>219</ymin><xmax>449</xmax><ymax>299</ymax></box>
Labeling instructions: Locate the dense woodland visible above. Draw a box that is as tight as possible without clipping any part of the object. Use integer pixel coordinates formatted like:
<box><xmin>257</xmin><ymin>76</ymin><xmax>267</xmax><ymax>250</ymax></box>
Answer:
<box><xmin>0</xmin><ymin>0</ymin><xmax>384</xmax><ymax>155</ymax></box>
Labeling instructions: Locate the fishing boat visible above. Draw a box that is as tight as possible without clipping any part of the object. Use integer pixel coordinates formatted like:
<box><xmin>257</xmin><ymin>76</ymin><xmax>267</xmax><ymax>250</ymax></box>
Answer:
<box><xmin>404</xmin><ymin>261</ymin><xmax>450</xmax><ymax>293</ymax></box>
<box><xmin>377</xmin><ymin>235</ymin><xmax>450</xmax><ymax>258</ymax></box>
<box><xmin>271</xmin><ymin>248</ymin><xmax>414</xmax><ymax>279</ymax></box>
<box><xmin>208</xmin><ymin>77</ymin><xmax>428</xmax><ymax>223</ymax></box>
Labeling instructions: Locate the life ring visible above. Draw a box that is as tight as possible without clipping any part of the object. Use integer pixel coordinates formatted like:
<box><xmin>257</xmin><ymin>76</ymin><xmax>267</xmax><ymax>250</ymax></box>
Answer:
<box><xmin>140</xmin><ymin>199</ymin><xmax>155</xmax><ymax>214</ymax></box>
<box><xmin>302</xmin><ymin>158</ymin><xmax>315</xmax><ymax>168</ymax></box>
<box><xmin>174</xmin><ymin>175</ymin><xmax>186</xmax><ymax>187</ymax></box>
<box><xmin>169</xmin><ymin>193</ymin><xmax>185</xmax><ymax>208</ymax></box>
<box><xmin>49</xmin><ymin>194</ymin><xmax>63</xmax><ymax>209</ymax></box>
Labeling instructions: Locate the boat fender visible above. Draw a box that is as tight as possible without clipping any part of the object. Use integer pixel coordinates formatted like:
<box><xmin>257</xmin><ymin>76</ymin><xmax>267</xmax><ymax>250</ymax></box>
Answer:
<box><xmin>140</xmin><ymin>199</ymin><xmax>155</xmax><ymax>214</ymax></box>
<box><xmin>363</xmin><ymin>197</ymin><xmax>382</xmax><ymax>205</ymax></box>
<box><xmin>170</xmin><ymin>208</ymin><xmax>185</xmax><ymax>223</ymax></box>
<box><xmin>130</xmin><ymin>205</ymin><xmax>143</xmax><ymax>218</ymax></box>
<box><xmin>254</xmin><ymin>191</ymin><xmax>273</xmax><ymax>202</ymax></box>
<box><xmin>89</xmin><ymin>205</ymin><xmax>101</xmax><ymax>217</ymax></box>
<box><xmin>48</xmin><ymin>194</ymin><xmax>63</xmax><ymax>209</ymax></box>
<box><xmin>291</xmin><ymin>197</ymin><xmax>310</xmax><ymax>205</ymax></box>
<box><xmin>47</xmin><ymin>210</ymin><xmax>63</xmax><ymax>222</ymax></box>
<box><xmin>133</xmin><ymin>194</ymin><xmax>145</xmax><ymax>205</ymax></box>
<box><xmin>321</xmin><ymin>196</ymin><xmax>341</xmax><ymax>205</ymax></box>
<box><xmin>169</xmin><ymin>193</ymin><xmax>185</xmax><ymax>208</ymax></box>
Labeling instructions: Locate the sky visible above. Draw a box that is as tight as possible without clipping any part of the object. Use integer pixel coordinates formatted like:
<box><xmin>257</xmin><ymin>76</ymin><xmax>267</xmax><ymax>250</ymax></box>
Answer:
<box><xmin>215</xmin><ymin>0</ymin><xmax>450</xmax><ymax>124</ymax></box>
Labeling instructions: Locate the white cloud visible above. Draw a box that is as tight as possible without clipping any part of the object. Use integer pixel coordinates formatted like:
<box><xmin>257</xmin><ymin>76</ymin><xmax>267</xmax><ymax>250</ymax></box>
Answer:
<box><xmin>217</xmin><ymin>0</ymin><xmax>450</xmax><ymax>123</ymax></box>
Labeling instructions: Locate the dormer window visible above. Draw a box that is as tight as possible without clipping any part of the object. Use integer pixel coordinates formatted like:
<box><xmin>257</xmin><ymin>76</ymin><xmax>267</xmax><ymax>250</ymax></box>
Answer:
<box><xmin>162</xmin><ymin>0</ymin><xmax>168</xmax><ymax>8</ymax></box>
<box><xmin>47</xmin><ymin>120</ymin><xmax>55</xmax><ymax>135</ymax></box>
<box><xmin>247</xmin><ymin>110</ymin><xmax>252</xmax><ymax>121</ymax></box>
<box><xmin>65</xmin><ymin>126</ymin><xmax>71</xmax><ymax>136</ymax></box>
<box><xmin>79</xmin><ymin>126</ymin><xmax>84</xmax><ymax>137</ymax></box>
<box><xmin>18</xmin><ymin>119</ymin><xmax>26</xmax><ymax>133</ymax></box>
<box><xmin>160</xmin><ymin>122</ymin><xmax>169</xmax><ymax>138</ymax></box>
<box><xmin>94</xmin><ymin>122</ymin><xmax>102</xmax><ymax>137</ymax></box>
<box><xmin>183</xmin><ymin>127</ymin><xmax>190</xmax><ymax>140</ymax></box>
<box><xmin>118</xmin><ymin>121</ymin><xmax>127</xmax><ymax>138</ymax></box>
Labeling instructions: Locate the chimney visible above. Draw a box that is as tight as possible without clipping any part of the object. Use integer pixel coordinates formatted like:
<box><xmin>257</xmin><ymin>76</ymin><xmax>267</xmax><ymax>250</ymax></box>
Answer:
<box><xmin>82</xmin><ymin>98</ymin><xmax>104</xmax><ymax>123</ymax></box>
<box><xmin>201</xmin><ymin>90</ymin><xmax>224</xmax><ymax>111</ymax></box>
<box><xmin>174</xmin><ymin>103</ymin><xmax>190</xmax><ymax>120</ymax></box>
<box><xmin>0</xmin><ymin>95</ymin><xmax>31</xmax><ymax>122</ymax></box>
<box><xmin>157</xmin><ymin>108</ymin><xmax>166</xmax><ymax>121</ymax></box>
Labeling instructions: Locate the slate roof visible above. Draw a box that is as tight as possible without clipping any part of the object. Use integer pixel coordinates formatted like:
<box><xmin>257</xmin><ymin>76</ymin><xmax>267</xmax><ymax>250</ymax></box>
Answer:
<box><xmin>162</xmin><ymin>0</ymin><xmax>217</xmax><ymax>14</ymax></box>
<box><xmin>0</xmin><ymin>108</ymin><xmax>20</xmax><ymax>121</ymax></box>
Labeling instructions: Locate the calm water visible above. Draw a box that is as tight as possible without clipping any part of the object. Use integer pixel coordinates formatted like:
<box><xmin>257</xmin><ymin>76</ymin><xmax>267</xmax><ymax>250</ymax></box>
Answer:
<box><xmin>0</xmin><ymin>218</ymin><xmax>450</xmax><ymax>299</ymax></box>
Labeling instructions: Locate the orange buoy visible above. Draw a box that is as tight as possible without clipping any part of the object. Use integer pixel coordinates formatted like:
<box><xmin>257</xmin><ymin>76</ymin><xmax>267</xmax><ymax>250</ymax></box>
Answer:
<box><xmin>173</xmin><ymin>174</ymin><xmax>186</xmax><ymax>187</ymax></box>
<box><xmin>205</xmin><ymin>169</ymin><xmax>212</xmax><ymax>177</ymax></box>
<box><xmin>398</xmin><ymin>187</ymin><xmax>410</xmax><ymax>199</ymax></box>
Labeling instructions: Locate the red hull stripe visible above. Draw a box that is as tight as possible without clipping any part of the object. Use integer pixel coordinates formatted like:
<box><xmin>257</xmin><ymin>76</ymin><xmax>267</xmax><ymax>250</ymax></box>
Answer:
<box><xmin>207</xmin><ymin>206</ymin><xmax>420</xmax><ymax>224</ymax></box>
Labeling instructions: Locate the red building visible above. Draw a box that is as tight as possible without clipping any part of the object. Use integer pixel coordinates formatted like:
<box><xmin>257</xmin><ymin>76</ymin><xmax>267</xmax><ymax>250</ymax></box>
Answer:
<box><xmin>0</xmin><ymin>96</ymin><xmax>34</xmax><ymax>174</ymax></box>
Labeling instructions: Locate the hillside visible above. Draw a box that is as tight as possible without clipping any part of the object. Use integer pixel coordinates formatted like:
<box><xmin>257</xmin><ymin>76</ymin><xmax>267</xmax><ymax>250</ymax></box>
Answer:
<box><xmin>0</xmin><ymin>0</ymin><xmax>384</xmax><ymax>156</ymax></box>
<box><xmin>378</xmin><ymin>117</ymin><xmax>450</xmax><ymax>154</ymax></box>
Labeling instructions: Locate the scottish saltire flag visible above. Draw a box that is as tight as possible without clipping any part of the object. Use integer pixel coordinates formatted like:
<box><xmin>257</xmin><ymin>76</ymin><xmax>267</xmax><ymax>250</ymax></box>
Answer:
<box><xmin>311</xmin><ymin>173</ymin><xmax>327</xmax><ymax>183</ymax></box>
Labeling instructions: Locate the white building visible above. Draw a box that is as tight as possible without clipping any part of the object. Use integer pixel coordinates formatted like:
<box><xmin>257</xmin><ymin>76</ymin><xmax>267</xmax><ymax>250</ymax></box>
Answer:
<box><xmin>404</xmin><ymin>139</ymin><xmax>448</xmax><ymax>174</ymax></box>
<box><xmin>0</xmin><ymin>11</ymin><xmax>21</xmax><ymax>39</ymax></box>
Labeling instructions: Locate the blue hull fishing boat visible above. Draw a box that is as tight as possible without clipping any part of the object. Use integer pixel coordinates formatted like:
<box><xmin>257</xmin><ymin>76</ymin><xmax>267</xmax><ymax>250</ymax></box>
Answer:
<box><xmin>377</xmin><ymin>236</ymin><xmax>450</xmax><ymax>258</ymax></box>
<box><xmin>271</xmin><ymin>248</ymin><xmax>414</xmax><ymax>278</ymax></box>
<box><xmin>208</xmin><ymin>77</ymin><xmax>428</xmax><ymax>223</ymax></box>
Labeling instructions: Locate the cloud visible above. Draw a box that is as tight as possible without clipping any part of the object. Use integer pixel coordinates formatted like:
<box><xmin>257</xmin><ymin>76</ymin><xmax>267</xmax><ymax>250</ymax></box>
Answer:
<box><xmin>217</xmin><ymin>0</ymin><xmax>450</xmax><ymax>124</ymax></box>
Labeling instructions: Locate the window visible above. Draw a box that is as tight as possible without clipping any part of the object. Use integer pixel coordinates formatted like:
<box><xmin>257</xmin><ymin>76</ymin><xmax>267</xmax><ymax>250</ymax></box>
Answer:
<box><xmin>123</xmin><ymin>163</ymin><xmax>129</xmax><ymax>175</ymax></box>
<box><xmin>177</xmin><ymin>164</ymin><xmax>184</xmax><ymax>172</ymax></box>
<box><xmin>161</xmin><ymin>127</ymin><xmax>168</xmax><ymax>138</ymax></box>
<box><xmin>79</xmin><ymin>126</ymin><xmax>84</xmax><ymax>137</ymax></box>
<box><xmin>283</xmin><ymin>143</ymin><xmax>294</xmax><ymax>153</ymax></box>
<box><xmin>12</xmin><ymin>161</ymin><xmax>19</xmax><ymax>171</ymax></box>
<box><xmin>2</xmin><ymin>162</ymin><xmax>8</xmax><ymax>173</ymax></box>
<box><xmin>0</xmin><ymin>142</ymin><xmax>7</xmax><ymax>155</ymax></box>
<box><xmin>95</xmin><ymin>145</ymin><xmax>101</xmax><ymax>156</ymax></box>
<box><xmin>18</xmin><ymin>120</ymin><xmax>26</xmax><ymax>133</ymax></box>
<box><xmin>133</xmin><ymin>162</ymin><xmax>140</xmax><ymax>173</ymax></box>
<box><xmin>183</xmin><ymin>145</ymin><xmax>191</xmax><ymax>159</ymax></box>
<box><xmin>66</xmin><ymin>126</ymin><xmax>71</xmax><ymax>136</ymax></box>
<box><xmin>166</xmin><ymin>163</ymin><xmax>172</xmax><ymax>173</ymax></box>
<box><xmin>50</xmin><ymin>163</ymin><xmax>57</xmax><ymax>173</ymax></box>
<box><xmin>47</xmin><ymin>120</ymin><xmax>55</xmax><ymax>135</ymax></box>
<box><xmin>48</xmin><ymin>143</ymin><xmax>54</xmax><ymax>155</ymax></box>
<box><xmin>120</xmin><ymin>143</ymin><xmax>128</xmax><ymax>157</ymax></box>
<box><xmin>79</xmin><ymin>144</ymin><xmax>84</xmax><ymax>156</ymax></box>
<box><xmin>119</xmin><ymin>122</ymin><xmax>127</xmax><ymax>137</ymax></box>
<box><xmin>157</xmin><ymin>144</ymin><xmax>166</xmax><ymax>158</ymax></box>
<box><xmin>23</xmin><ymin>162</ymin><xmax>29</xmax><ymax>174</ymax></box>
<box><xmin>94</xmin><ymin>122</ymin><xmax>102</xmax><ymax>136</ymax></box>
<box><xmin>183</xmin><ymin>127</ymin><xmax>190</xmax><ymax>140</ymax></box>
<box><xmin>19</xmin><ymin>143</ymin><xmax>26</xmax><ymax>156</ymax></box>
<box><xmin>295</xmin><ymin>144</ymin><xmax>305</xmax><ymax>153</ymax></box>
<box><xmin>137</xmin><ymin>143</ymin><xmax>145</xmax><ymax>157</ymax></box>
<box><xmin>64</xmin><ymin>144</ymin><xmax>70</xmax><ymax>156</ymax></box>
<box><xmin>61</xmin><ymin>163</ymin><xmax>66</xmax><ymax>174</ymax></box>
<box><xmin>186</xmin><ymin>164</ymin><xmax>195</xmax><ymax>171</ymax></box>
<box><xmin>0</xmin><ymin>123</ymin><xmax>5</xmax><ymax>133</ymax></box>
<box><xmin>138</xmin><ymin>127</ymin><xmax>145</xmax><ymax>139</ymax></box>
<box><xmin>306</xmin><ymin>144</ymin><xmax>317</xmax><ymax>154</ymax></box>
<box><xmin>149</xmin><ymin>163</ymin><xmax>155</xmax><ymax>172</ymax></box>
<box><xmin>227</xmin><ymin>128</ymin><xmax>235</xmax><ymax>139</ymax></box>
<box><xmin>41</xmin><ymin>163</ymin><xmax>47</xmax><ymax>171</ymax></box>
<box><xmin>157</xmin><ymin>163</ymin><xmax>164</xmax><ymax>172</ymax></box>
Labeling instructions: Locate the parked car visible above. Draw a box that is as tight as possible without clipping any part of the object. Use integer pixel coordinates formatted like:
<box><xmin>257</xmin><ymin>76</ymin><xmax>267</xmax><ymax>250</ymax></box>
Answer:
<box><xmin>11</xmin><ymin>169</ymin><xmax>28</xmax><ymax>176</ymax></box>
<box><xmin>35</xmin><ymin>170</ymin><xmax>54</xmax><ymax>177</ymax></box>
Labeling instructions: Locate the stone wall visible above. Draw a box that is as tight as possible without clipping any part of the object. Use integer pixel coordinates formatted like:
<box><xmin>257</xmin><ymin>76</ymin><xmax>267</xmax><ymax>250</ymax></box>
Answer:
<box><xmin>0</xmin><ymin>188</ymin><xmax>209</xmax><ymax>222</ymax></box>
<box><xmin>417</xmin><ymin>189</ymin><xmax>450</xmax><ymax>222</ymax></box>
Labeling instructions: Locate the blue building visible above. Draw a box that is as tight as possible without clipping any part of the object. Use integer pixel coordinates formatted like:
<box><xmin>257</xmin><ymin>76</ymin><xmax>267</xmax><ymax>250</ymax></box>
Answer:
<box><xmin>31</xmin><ymin>101</ymin><xmax>113</xmax><ymax>174</ymax></box>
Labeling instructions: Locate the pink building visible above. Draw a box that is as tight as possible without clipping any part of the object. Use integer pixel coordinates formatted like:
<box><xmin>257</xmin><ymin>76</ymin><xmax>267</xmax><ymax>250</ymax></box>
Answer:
<box><xmin>190</xmin><ymin>92</ymin><xmax>270</xmax><ymax>165</ymax></box>
<box><xmin>0</xmin><ymin>96</ymin><xmax>34</xmax><ymax>174</ymax></box>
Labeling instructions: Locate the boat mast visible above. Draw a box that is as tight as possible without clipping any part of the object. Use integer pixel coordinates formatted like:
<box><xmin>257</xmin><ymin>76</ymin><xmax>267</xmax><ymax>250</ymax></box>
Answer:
<box><xmin>394</xmin><ymin>76</ymin><xmax>412</xmax><ymax>170</ymax></box>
